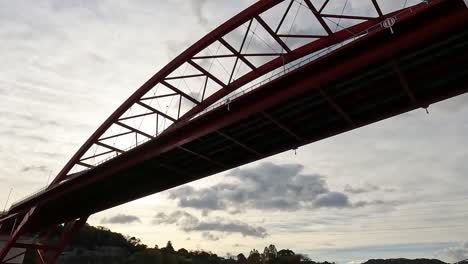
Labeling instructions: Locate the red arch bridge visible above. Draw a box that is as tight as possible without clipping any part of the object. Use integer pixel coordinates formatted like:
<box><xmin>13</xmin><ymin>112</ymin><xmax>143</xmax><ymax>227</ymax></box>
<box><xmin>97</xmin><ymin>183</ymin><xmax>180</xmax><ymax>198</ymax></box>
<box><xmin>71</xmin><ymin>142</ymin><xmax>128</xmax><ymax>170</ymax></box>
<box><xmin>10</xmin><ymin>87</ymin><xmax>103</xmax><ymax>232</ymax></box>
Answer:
<box><xmin>1</xmin><ymin>0</ymin><xmax>467</xmax><ymax>263</ymax></box>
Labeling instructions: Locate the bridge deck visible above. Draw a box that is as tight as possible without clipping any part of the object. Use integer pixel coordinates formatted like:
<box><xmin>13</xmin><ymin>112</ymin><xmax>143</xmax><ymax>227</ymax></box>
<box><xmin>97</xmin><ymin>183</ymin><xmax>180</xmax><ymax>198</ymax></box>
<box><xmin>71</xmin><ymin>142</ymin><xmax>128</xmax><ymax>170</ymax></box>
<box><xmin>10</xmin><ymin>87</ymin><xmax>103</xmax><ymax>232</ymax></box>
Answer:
<box><xmin>5</xmin><ymin>0</ymin><xmax>467</xmax><ymax>231</ymax></box>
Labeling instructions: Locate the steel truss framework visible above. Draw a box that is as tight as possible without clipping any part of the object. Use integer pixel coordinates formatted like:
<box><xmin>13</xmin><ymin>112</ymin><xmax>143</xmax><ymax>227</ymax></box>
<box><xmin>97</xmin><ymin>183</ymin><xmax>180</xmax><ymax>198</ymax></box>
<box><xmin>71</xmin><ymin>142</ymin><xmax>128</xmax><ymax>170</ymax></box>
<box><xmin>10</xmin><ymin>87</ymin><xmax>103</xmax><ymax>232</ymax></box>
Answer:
<box><xmin>45</xmin><ymin>0</ymin><xmax>434</xmax><ymax>185</ymax></box>
<box><xmin>1</xmin><ymin>1</ymin><xmax>458</xmax><ymax>263</ymax></box>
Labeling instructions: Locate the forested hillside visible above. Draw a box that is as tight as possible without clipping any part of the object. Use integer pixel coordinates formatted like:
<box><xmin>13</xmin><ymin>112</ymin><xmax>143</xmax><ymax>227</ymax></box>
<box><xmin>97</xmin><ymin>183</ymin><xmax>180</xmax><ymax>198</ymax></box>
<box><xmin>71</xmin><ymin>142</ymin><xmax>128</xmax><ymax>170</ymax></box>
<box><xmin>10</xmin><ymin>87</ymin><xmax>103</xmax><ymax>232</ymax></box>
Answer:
<box><xmin>22</xmin><ymin>224</ymin><xmax>454</xmax><ymax>264</ymax></box>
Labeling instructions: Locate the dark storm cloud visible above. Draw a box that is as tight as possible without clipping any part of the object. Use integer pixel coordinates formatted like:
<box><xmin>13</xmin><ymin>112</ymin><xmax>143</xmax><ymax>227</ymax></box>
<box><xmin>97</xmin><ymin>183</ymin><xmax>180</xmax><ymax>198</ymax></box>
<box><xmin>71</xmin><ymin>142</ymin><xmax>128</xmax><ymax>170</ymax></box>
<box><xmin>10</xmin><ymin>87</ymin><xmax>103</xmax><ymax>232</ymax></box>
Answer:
<box><xmin>101</xmin><ymin>214</ymin><xmax>141</xmax><ymax>224</ymax></box>
<box><xmin>167</xmin><ymin>162</ymin><xmax>362</xmax><ymax>213</ymax></box>
<box><xmin>153</xmin><ymin>211</ymin><xmax>268</xmax><ymax>238</ymax></box>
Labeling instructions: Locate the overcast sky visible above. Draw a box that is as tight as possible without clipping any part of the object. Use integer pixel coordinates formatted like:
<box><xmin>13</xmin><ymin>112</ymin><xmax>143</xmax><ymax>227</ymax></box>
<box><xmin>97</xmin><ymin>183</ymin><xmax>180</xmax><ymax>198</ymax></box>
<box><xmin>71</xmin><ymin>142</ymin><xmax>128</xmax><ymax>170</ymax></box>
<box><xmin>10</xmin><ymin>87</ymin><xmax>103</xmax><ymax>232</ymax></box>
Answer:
<box><xmin>1</xmin><ymin>1</ymin><xmax>467</xmax><ymax>263</ymax></box>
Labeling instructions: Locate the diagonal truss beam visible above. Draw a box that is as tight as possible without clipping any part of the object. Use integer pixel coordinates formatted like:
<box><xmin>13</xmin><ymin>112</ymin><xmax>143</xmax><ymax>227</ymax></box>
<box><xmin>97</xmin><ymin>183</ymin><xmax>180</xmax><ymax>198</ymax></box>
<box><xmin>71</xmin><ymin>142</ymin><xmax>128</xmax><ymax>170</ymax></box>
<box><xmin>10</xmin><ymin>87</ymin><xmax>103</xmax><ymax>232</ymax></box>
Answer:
<box><xmin>116</xmin><ymin>121</ymin><xmax>154</xmax><ymax>139</ymax></box>
<box><xmin>216</xmin><ymin>131</ymin><xmax>262</xmax><ymax>156</ymax></box>
<box><xmin>321</xmin><ymin>14</ymin><xmax>377</xmax><ymax>20</ymax></box>
<box><xmin>188</xmin><ymin>60</ymin><xmax>227</xmax><ymax>88</ymax></box>
<box><xmin>261</xmin><ymin>112</ymin><xmax>303</xmax><ymax>142</ymax></box>
<box><xmin>136</xmin><ymin>101</ymin><xmax>176</xmax><ymax>122</ymax></box>
<box><xmin>76</xmin><ymin>161</ymin><xmax>95</xmax><ymax>169</ymax></box>
<box><xmin>118</xmin><ymin>111</ymin><xmax>154</xmax><ymax>122</ymax></box>
<box><xmin>177</xmin><ymin>146</ymin><xmax>225</xmax><ymax>168</ymax></box>
<box><xmin>319</xmin><ymin>0</ymin><xmax>330</xmax><ymax>13</ymax></box>
<box><xmin>160</xmin><ymin>80</ymin><xmax>200</xmax><ymax>105</ymax></box>
<box><xmin>99</xmin><ymin>131</ymin><xmax>133</xmax><ymax>141</ymax></box>
<box><xmin>391</xmin><ymin>60</ymin><xmax>418</xmax><ymax>107</ymax></box>
<box><xmin>277</xmin><ymin>34</ymin><xmax>324</xmax><ymax>38</ymax></box>
<box><xmin>219</xmin><ymin>38</ymin><xmax>257</xmax><ymax>71</ymax></box>
<box><xmin>275</xmin><ymin>0</ymin><xmax>294</xmax><ymax>33</ymax></box>
<box><xmin>319</xmin><ymin>89</ymin><xmax>356</xmax><ymax>127</ymax></box>
<box><xmin>371</xmin><ymin>0</ymin><xmax>384</xmax><ymax>18</ymax></box>
<box><xmin>303</xmin><ymin>0</ymin><xmax>334</xmax><ymax>35</ymax></box>
<box><xmin>95</xmin><ymin>141</ymin><xmax>124</xmax><ymax>154</ymax></box>
<box><xmin>80</xmin><ymin>150</ymin><xmax>114</xmax><ymax>162</ymax></box>
<box><xmin>141</xmin><ymin>93</ymin><xmax>178</xmax><ymax>101</ymax></box>
<box><xmin>2</xmin><ymin>250</ymin><xmax>26</xmax><ymax>263</ymax></box>
<box><xmin>193</xmin><ymin>54</ymin><xmax>237</xmax><ymax>59</ymax></box>
<box><xmin>165</xmin><ymin>73</ymin><xmax>205</xmax><ymax>80</ymax></box>
<box><xmin>255</xmin><ymin>15</ymin><xmax>292</xmax><ymax>53</ymax></box>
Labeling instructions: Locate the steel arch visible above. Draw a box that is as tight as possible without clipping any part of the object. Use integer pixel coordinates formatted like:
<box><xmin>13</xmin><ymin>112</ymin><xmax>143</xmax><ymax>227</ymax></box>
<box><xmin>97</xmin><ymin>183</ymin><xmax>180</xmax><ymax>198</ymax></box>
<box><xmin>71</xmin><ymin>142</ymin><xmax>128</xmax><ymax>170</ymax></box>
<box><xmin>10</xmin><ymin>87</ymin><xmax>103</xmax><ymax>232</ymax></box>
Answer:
<box><xmin>50</xmin><ymin>0</ymin><xmax>439</xmax><ymax>185</ymax></box>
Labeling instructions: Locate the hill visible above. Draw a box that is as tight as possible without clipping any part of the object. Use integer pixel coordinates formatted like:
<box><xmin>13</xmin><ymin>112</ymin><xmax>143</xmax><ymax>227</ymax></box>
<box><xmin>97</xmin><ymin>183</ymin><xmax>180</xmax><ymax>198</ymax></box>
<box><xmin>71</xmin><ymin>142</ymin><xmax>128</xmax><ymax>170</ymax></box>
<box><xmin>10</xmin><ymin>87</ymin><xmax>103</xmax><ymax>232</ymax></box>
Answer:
<box><xmin>364</xmin><ymin>259</ymin><xmax>447</xmax><ymax>264</ymax></box>
<box><xmin>22</xmin><ymin>224</ymin><xmax>457</xmax><ymax>264</ymax></box>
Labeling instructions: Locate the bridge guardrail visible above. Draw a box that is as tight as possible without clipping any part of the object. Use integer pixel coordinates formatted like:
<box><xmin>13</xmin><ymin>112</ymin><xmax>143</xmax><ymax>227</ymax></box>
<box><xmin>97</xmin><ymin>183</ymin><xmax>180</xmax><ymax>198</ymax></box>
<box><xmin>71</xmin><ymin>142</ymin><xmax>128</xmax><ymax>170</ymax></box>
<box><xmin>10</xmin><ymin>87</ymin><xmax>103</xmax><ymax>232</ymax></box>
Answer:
<box><xmin>8</xmin><ymin>186</ymin><xmax>48</xmax><ymax>210</ymax></box>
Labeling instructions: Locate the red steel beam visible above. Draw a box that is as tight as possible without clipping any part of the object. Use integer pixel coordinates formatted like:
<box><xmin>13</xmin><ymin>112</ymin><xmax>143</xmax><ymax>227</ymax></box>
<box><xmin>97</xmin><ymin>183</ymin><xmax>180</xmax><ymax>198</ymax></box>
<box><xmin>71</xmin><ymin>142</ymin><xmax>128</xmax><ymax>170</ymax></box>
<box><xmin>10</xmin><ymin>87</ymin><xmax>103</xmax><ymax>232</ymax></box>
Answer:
<box><xmin>371</xmin><ymin>0</ymin><xmax>384</xmax><ymax>18</ymax></box>
<box><xmin>187</xmin><ymin>60</ymin><xmax>226</xmax><ymax>88</ymax></box>
<box><xmin>255</xmin><ymin>15</ymin><xmax>291</xmax><ymax>53</ymax></box>
<box><xmin>160</xmin><ymin>80</ymin><xmax>200</xmax><ymax>105</ymax></box>
<box><xmin>95</xmin><ymin>141</ymin><xmax>123</xmax><ymax>154</ymax></box>
<box><xmin>141</xmin><ymin>93</ymin><xmax>178</xmax><ymax>101</ymax></box>
<box><xmin>136</xmin><ymin>102</ymin><xmax>176</xmax><ymax>123</ymax></box>
<box><xmin>303</xmin><ymin>0</ymin><xmax>333</xmax><ymax>35</ymax></box>
<box><xmin>275</xmin><ymin>0</ymin><xmax>294</xmax><ymax>33</ymax></box>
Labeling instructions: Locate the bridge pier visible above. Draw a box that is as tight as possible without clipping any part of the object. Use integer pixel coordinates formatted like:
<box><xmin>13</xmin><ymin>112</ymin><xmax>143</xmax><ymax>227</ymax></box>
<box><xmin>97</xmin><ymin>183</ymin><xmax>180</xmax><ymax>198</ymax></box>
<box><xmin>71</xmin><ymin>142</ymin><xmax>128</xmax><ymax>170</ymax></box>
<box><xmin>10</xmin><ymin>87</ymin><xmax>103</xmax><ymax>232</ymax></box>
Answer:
<box><xmin>0</xmin><ymin>210</ymin><xmax>88</xmax><ymax>264</ymax></box>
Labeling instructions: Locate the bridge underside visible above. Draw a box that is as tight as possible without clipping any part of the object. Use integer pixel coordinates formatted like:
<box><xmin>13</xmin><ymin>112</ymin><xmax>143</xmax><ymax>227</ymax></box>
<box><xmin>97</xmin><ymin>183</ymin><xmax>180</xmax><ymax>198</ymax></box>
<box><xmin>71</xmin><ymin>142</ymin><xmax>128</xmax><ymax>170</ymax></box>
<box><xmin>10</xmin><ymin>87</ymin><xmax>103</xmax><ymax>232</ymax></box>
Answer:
<box><xmin>8</xmin><ymin>0</ymin><xmax>467</xmax><ymax>231</ymax></box>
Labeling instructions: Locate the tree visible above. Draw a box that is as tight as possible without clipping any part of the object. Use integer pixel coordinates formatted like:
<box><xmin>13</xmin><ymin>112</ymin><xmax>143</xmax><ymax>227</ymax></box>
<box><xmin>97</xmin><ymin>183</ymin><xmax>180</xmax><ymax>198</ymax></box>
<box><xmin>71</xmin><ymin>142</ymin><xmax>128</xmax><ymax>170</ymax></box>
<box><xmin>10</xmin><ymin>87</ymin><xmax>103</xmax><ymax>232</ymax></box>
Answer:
<box><xmin>163</xmin><ymin>240</ymin><xmax>175</xmax><ymax>253</ymax></box>
<box><xmin>263</xmin><ymin>245</ymin><xmax>278</xmax><ymax>264</ymax></box>
<box><xmin>238</xmin><ymin>253</ymin><xmax>248</xmax><ymax>264</ymax></box>
<box><xmin>177</xmin><ymin>248</ymin><xmax>189</xmax><ymax>257</ymax></box>
<box><xmin>277</xmin><ymin>249</ymin><xmax>295</xmax><ymax>257</ymax></box>
<box><xmin>268</xmin><ymin>245</ymin><xmax>277</xmax><ymax>259</ymax></box>
<box><xmin>248</xmin><ymin>249</ymin><xmax>261</xmax><ymax>264</ymax></box>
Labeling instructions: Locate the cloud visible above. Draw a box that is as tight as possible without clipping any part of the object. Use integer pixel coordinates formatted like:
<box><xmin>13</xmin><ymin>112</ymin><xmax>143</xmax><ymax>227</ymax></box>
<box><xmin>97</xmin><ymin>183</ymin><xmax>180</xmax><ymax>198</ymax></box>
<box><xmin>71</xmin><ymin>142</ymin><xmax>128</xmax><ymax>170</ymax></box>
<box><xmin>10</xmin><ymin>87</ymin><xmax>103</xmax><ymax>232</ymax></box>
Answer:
<box><xmin>191</xmin><ymin>0</ymin><xmax>209</xmax><ymax>26</ymax></box>
<box><xmin>101</xmin><ymin>214</ymin><xmax>141</xmax><ymax>224</ymax></box>
<box><xmin>202</xmin><ymin>231</ymin><xmax>220</xmax><ymax>241</ymax></box>
<box><xmin>167</xmin><ymin>162</ymin><xmax>361</xmax><ymax>213</ymax></box>
<box><xmin>438</xmin><ymin>241</ymin><xmax>468</xmax><ymax>262</ymax></box>
<box><xmin>153</xmin><ymin>210</ymin><xmax>268</xmax><ymax>238</ymax></box>
<box><xmin>314</xmin><ymin>192</ymin><xmax>350</xmax><ymax>208</ymax></box>
<box><xmin>21</xmin><ymin>165</ymin><xmax>49</xmax><ymax>173</ymax></box>
<box><xmin>344</xmin><ymin>183</ymin><xmax>380</xmax><ymax>194</ymax></box>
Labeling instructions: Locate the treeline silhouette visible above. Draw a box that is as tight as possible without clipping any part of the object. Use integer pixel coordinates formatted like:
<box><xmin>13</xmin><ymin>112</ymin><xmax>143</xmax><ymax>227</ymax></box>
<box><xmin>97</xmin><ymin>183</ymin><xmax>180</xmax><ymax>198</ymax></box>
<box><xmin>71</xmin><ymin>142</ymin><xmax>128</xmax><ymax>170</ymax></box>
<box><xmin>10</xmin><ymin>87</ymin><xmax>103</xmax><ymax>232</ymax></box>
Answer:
<box><xmin>23</xmin><ymin>224</ymin><xmax>456</xmax><ymax>264</ymax></box>
<box><xmin>125</xmin><ymin>241</ymin><xmax>334</xmax><ymax>264</ymax></box>
<box><xmin>23</xmin><ymin>224</ymin><xmax>333</xmax><ymax>264</ymax></box>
